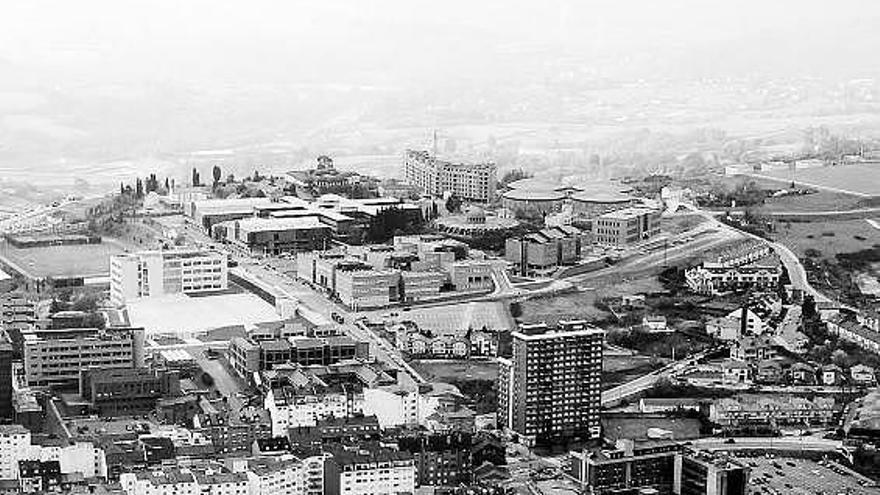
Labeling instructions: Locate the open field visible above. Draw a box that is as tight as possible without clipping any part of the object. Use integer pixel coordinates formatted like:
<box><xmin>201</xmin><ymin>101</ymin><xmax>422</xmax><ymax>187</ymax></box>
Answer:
<box><xmin>756</xmin><ymin>162</ymin><xmax>880</xmax><ymax>196</ymax></box>
<box><xmin>411</xmin><ymin>360</ymin><xmax>499</xmax><ymax>382</ymax></box>
<box><xmin>759</xmin><ymin>190</ymin><xmax>867</xmax><ymax>213</ymax></box>
<box><xmin>520</xmin><ymin>278</ymin><xmax>664</xmax><ymax>325</ymax></box>
<box><xmin>770</xmin><ymin>219</ymin><xmax>880</xmax><ymax>260</ymax></box>
<box><xmin>0</xmin><ymin>239</ymin><xmax>126</xmax><ymax>278</ymax></box>
<box><xmin>603</xmin><ymin>355</ymin><xmax>666</xmax><ymax>391</ymax></box>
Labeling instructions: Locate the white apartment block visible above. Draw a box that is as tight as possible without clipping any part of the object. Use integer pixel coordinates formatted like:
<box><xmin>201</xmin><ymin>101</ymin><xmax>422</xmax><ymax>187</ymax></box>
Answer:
<box><xmin>264</xmin><ymin>387</ymin><xmax>365</xmax><ymax>436</ymax></box>
<box><xmin>324</xmin><ymin>451</ymin><xmax>415</xmax><ymax>495</ymax></box>
<box><xmin>404</xmin><ymin>149</ymin><xmax>496</xmax><ymax>202</ymax></box>
<box><xmin>0</xmin><ymin>425</ymin><xmax>30</xmax><ymax>480</ymax></box>
<box><xmin>120</xmin><ymin>470</ymin><xmax>199</xmax><ymax>495</ymax></box>
<box><xmin>244</xmin><ymin>457</ymin><xmax>306</xmax><ymax>495</ymax></box>
<box><xmin>110</xmin><ymin>249</ymin><xmax>228</xmax><ymax>305</ymax></box>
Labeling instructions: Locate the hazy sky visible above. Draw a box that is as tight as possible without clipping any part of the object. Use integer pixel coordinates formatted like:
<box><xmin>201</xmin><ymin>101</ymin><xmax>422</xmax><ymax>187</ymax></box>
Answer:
<box><xmin>2</xmin><ymin>0</ymin><xmax>879</xmax><ymax>85</ymax></box>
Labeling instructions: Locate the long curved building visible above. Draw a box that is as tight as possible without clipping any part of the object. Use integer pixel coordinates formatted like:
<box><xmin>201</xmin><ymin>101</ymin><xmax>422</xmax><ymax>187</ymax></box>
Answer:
<box><xmin>501</xmin><ymin>189</ymin><xmax>567</xmax><ymax>215</ymax></box>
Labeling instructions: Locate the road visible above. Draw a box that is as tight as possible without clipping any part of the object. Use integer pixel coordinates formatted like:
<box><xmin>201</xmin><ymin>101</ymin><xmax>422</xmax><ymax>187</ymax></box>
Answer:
<box><xmin>601</xmin><ymin>348</ymin><xmax>714</xmax><ymax>406</ymax></box>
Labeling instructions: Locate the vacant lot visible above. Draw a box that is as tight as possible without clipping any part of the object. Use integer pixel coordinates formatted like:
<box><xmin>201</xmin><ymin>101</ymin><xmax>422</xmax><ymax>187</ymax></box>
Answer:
<box><xmin>770</xmin><ymin>219</ymin><xmax>880</xmax><ymax>260</ymax></box>
<box><xmin>759</xmin><ymin>190</ymin><xmax>866</xmax><ymax>213</ymax></box>
<box><xmin>603</xmin><ymin>355</ymin><xmax>666</xmax><ymax>391</ymax></box>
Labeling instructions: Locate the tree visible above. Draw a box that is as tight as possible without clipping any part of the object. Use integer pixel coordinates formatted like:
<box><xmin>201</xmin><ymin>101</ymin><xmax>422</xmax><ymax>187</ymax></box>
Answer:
<box><xmin>212</xmin><ymin>165</ymin><xmax>222</xmax><ymax>186</ymax></box>
<box><xmin>192</xmin><ymin>167</ymin><xmax>200</xmax><ymax>186</ymax></box>
<box><xmin>253</xmin><ymin>169</ymin><xmax>262</xmax><ymax>182</ymax></box>
<box><xmin>135</xmin><ymin>178</ymin><xmax>144</xmax><ymax>198</ymax></box>
<box><xmin>831</xmin><ymin>349</ymin><xmax>849</xmax><ymax>368</ymax></box>
<box><xmin>164</xmin><ymin>177</ymin><xmax>170</xmax><ymax>191</ymax></box>
<box><xmin>120</xmin><ymin>182</ymin><xmax>125</xmax><ymax>196</ymax></box>
<box><xmin>201</xmin><ymin>372</ymin><xmax>215</xmax><ymax>388</ymax></box>
<box><xmin>445</xmin><ymin>194</ymin><xmax>463</xmax><ymax>213</ymax></box>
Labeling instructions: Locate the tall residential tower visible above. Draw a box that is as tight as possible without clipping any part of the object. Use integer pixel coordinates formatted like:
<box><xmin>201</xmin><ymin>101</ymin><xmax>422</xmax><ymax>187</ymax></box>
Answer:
<box><xmin>498</xmin><ymin>320</ymin><xmax>603</xmax><ymax>446</ymax></box>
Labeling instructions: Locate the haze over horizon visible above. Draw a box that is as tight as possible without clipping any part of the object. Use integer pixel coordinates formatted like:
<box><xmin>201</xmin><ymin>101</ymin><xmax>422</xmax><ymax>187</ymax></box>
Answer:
<box><xmin>1</xmin><ymin>0</ymin><xmax>879</xmax><ymax>187</ymax></box>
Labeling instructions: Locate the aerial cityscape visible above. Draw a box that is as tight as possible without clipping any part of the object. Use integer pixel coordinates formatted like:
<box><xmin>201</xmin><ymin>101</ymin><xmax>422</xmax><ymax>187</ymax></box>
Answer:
<box><xmin>1</xmin><ymin>1</ymin><xmax>880</xmax><ymax>495</ymax></box>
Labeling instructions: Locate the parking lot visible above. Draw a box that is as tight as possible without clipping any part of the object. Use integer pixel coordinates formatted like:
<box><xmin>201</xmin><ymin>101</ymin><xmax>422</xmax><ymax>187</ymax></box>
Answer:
<box><xmin>732</xmin><ymin>454</ymin><xmax>877</xmax><ymax>495</ymax></box>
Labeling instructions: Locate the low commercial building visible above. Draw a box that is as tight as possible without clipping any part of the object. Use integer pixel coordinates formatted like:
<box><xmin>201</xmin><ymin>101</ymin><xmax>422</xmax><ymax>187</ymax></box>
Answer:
<box><xmin>222</xmin><ymin>217</ymin><xmax>332</xmax><ymax>255</ymax></box>
<box><xmin>297</xmin><ymin>253</ymin><xmax>401</xmax><ymax>309</ymax></box>
<box><xmin>505</xmin><ymin>225</ymin><xmax>589</xmax><ymax>276</ymax></box>
<box><xmin>591</xmin><ymin>207</ymin><xmax>660</xmax><ymax>247</ymax></box>
<box><xmin>324</xmin><ymin>447</ymin><xmax>416</xmax><ymax>495</ymax></box>
<box><xmin>228</xmin><ymin>334</ymin><xmax>369</xmax><ymax>379</ymax></box>
<box><xmin>110</xmin><ymin>249</ymin><xmax>227</xmax><ymax>305</ymax></box>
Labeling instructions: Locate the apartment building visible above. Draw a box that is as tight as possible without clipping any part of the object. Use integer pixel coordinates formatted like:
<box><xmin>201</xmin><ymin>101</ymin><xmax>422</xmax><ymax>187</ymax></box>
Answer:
<box><xmin>686</xmin><ymin>264</ymin><xmax>782</xmax><ymax>295</ymax></box>
<box><xmin>403</xmin><ymin>149</ymin><xmax>497</xmax><ymax>202</ymax></box>
<box><xmin>263</xmin><ymin>377</ymin><xmax>365</xmax><ymax>435</ymax></box>
<box><xmin>22</xmin><ymin>321</ymin><xmax>146</xmax><ymax>387</ymax></box>
<box><xmin>498</xmin><ymin>320</ymin><xmax>604</xmax><ymax>446</ymax></box>
<box><xmin>0</xmin><ymin>425</ymin><xmax>30</xmax><ymax>480</ymax></box>
<box><xmin>191</xmin><ymin>471</ymin><xmax>249</xmax><ymax>495</ymax></box>
<box><xmin>591</xmin><ymin>207</ymin><xmax>661</xmax><ymax>247</ymax></box>
<box><xmin>110</xmin><ymin>249</ymin><xmax>227</xmax><ymax>305</ymax></box>
<box><xmin>120</xmin><ymin>469</ymin><xmax>199</xmax><ymax>495</ymax></box>
<box><xmin>323</xmin><ymin>447</ymin><xmax>416</xmax><ymax>495</ymax></box>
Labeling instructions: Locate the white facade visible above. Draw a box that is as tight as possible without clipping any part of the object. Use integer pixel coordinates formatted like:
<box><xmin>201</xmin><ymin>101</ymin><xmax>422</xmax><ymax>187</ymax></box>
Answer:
<box><xmin>120</xmin><ymin>471</ymin><xmax>199</xmax><ymax>495</ymax></box>
<box><xmin>0</xmin><ymin>425</ymin><xmax>30</xmax><ymax>480</ymax></box>
<box><xmin>110</xmin><ymin>249</ymin><xmax>228</xmax><ymax>305</ymax></box>
<box><xmin>363</xmin><ymin>386</ymin><xmax>420</xmax><ymax>428</ymax></box>
<box><xmin>331</xmin><ymin>457</ymin><xmax>415</xmax><ymax>495</ymax></box>
<box><xmin>244</xmin><ymin>458</ymin><xmax>306</xmax><ymax>495</ymax></box>
<box><xmin>264</xmin><ymin>388</ymin><xmax>364</xmax><ymax>436</ymax></box>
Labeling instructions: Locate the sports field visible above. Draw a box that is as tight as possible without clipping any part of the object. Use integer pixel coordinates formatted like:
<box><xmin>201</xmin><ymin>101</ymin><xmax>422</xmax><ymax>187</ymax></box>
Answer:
<box><xmin>0</xmin><ymin>239</ymin><xmax>126</xmax><ymax>278</ymax></box>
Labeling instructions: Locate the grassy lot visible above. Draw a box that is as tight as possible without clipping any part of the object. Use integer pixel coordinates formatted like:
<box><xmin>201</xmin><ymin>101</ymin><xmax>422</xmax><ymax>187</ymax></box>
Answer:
<box><xmin>0</xmin><ymin>239</ymin><xmax>126</xmax><ymax>278</ymax></box>
<box><xmin>602</xmin><ymin>355</ymin><xmax>667</xmax><ymax>391</ymax></box>
<box><xmin>661</xmin><ymin>214</ymin><xmax>708</xmax><ymax>235</ymax></box>
<box><xmin>759</xmin><ymin>162</ymin><xmax>880</xmax><ymax>196</ymax></box>
<box><xmin>520</xmin><ymin>278</ymin><xmax>663</xmax><ymax>325</ymax></box>
<box><xmin>770</xmin><ymin>219</ymin><xmax>880</xmax><ymax>260</ymax></box>
<box><xmin>759</xmin><ymin>190</ymin><xmax>865</xmax><ymax>213</ymax></box>
<box><xmin>411</xmin><ymin>360</ymin><xmax>498</xmax><ymax>382</ymax></box>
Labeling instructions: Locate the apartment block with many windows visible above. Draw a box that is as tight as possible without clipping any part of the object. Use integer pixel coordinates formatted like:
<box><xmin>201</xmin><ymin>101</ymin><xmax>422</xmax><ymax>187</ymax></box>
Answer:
<box><xmin>498</xmin><ymin>320</ymin><xmax>604</xmax><ymax>447</ymax></box>
<box><xmin>592</xmin><ymin>207</ymin><xmax>660</xmax><ymax>247</ymax></box>
<box><xmin>404</xmin><ymin>150</ymin><xmax>496</xmax><ymax>202</ymax></box>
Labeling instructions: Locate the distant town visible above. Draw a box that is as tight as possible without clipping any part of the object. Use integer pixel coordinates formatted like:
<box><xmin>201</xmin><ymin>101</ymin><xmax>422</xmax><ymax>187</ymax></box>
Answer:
<box><xmin>0</xmin><ymin>145</ymin><xmax>878</xmax><ymax>495</ymax></box>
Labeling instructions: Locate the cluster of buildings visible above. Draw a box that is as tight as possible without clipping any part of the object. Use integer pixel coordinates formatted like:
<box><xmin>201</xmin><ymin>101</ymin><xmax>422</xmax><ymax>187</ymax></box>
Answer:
<box><xmin>188</xmin><ymin>195</ymin><xmax>423</xmax><ymax>254</ymax></box>
<box><xmin>685</xmin><ymin>240</ymin><xmax>782</xmax><ymax>295</ymax></box>
<box><xmin>826</xmin><ymin>309</ymin><xmax>880</xmax><ymax>356</ymax></box>
<box><xmin>296</xmin><ymin>235</ymin><xmax>499</xmax><ymax>309</ymax></box>
<box><xmin>285</xmin><ymin>155</ymin><xmax>378</xmax><ymax>198</ymax></box>
<box><xmin>403</xmin><ymin>150</ymin><xmax>496</xmax><ymax>203</ymax></box>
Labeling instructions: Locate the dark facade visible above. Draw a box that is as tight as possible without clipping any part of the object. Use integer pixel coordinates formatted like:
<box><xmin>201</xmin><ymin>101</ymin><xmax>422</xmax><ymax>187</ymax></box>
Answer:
<box><xmin>287</xmin><ymin>415</ymin><xmax>381</xmax><ymax>448</ymax></box>
<box><xmin>398</xmin><ymin>432</ymin><xmax>474</xmax><ymax>487</ymax></box>
<box><xmin>18</xmin><ymin>460</ymin><xmax>61</xmax><ymax>494</ymax></box>
<box><xmin>0</xmin><ymin>331</ymin><xmax>13</xmax><ymax>419</ymax></box>
<box><xmin>80</xmin><ymin>367</ymin><xmax>181</xmax><ymax>417</ymax></box>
